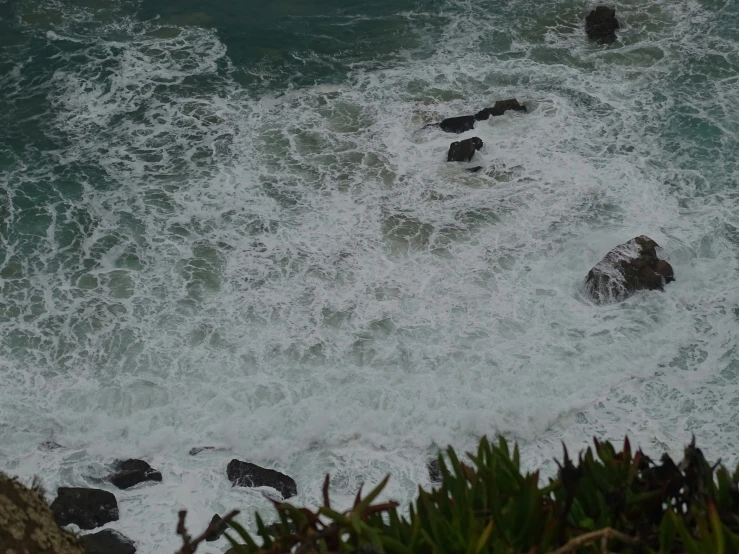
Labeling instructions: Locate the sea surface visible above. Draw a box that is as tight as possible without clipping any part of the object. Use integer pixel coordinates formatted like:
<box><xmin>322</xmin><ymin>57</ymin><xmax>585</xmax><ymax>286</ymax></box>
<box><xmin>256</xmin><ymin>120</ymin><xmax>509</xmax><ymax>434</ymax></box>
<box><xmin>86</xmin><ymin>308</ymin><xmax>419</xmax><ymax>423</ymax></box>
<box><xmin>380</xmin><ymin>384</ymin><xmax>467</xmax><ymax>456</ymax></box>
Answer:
<box><xmin>1</xmin><ymin>0</ymin><xmax>738</xmax><ymax>551</ymax></box>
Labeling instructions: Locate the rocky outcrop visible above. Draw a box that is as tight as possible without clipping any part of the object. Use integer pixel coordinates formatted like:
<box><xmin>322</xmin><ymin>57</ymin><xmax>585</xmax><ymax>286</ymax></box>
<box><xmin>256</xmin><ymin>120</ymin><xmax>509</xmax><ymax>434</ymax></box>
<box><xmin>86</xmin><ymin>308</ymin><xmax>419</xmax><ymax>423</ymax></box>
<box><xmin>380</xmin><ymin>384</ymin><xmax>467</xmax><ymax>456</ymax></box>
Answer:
<box><xmin>475</xmin><ymin>99</ymin><xmax>527</xmax><ymax>120</ymax></box>
<box><xmin>447</xmin><ymin>137</ymin><xmax>483</xmax><ymax>162</ymax></box>
<box><xmin>80</xmin><ymin>530</ymin><xmax>136</xmax><ymax>554</ymax></box>
<box><xmin>439</xmin><ymin>115</ymin><xmax>476</xmax><ymax>134</ymax></box>
<box><xmin>585</xmin><ymin>235</ymin><xmax>674</xmax><ymax>303</ymax></box>
<box><xmin>226</xmin><ymin>460</ymin><xmax>297</xmax><ymax>499</ymax></box>
<box><xmin>0</xmin><ymin>473</ymin><xmax>82</xmax><ymax>554</ymax></box>
<box><xmin>107</xmin><ymin>459</ymin><xmax>162</xmax><ymax>490</ymax></box>
<box><xmin>50</xmin><ymin>488</ymin><xmax>119</xmax><ymax>530</ymax></box>
<box><xmin>585</xmin><ymin>6</ymin><xmax>619</xmax><ymax>43</ymax></box>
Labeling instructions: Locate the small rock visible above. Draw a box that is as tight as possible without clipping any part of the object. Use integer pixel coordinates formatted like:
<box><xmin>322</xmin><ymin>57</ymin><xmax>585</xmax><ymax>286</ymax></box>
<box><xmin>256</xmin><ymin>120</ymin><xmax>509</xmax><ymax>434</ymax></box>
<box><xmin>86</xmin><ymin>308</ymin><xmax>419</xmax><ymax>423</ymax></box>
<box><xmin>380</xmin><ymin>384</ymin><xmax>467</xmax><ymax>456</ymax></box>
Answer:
<box><xmin>80</xmin><ymin>530</ymin><xmax>136</xmax><ymax>554</ymax></box>
<box><xmin>585</xmin><ymin>6</ymin><xmax>619</xmax><ymax>43</ymax></box>
<box><xmin>585</xmin><ymin>235</ymin><xmax>674</xmax><ymax>303</ymax></box>
<box><xmin>51</xmin><ymin>487</ymin><xmax>119</xmax><ymax>530</ymax></box>
<box><xmin>439</xmin><ymin>115</ymin><xmax>476</xmax><ymax>134</ymax></box>
<box><xmin>206</xmin><ymin>514</ymin><xmax>225</xmax><ymax>542</ymax></box>
<box><xmin>40</xmin><ymin>440</ymin><xmax>65</xmax><ymax>451</ymax></box>
<box><xmin>427</xmin><ymin>459</ymin><xmax>443</xmax><ymax>484</ymax></box>
<box><xmin>227</xmin><ymin>460</ymin><xmax>297</xmax><ymax>499</ymax></box>
<box><xmin>466</xmin><ymin>166</ymin><xmax>484</xmax><ymax>173</ymax></box>
<box><xmin>447</xmin><ymin>137</ymin><xmax>483</xmax><ymax>162</ymax></box>
<box><xmin>108</xmin><ymin>459</ymin><xmax>162</xmax><ymax>490</ymax></box>
<box><xmin>475</xmin><ymin>99</ymin><xmax>527</xmax><ymax>120</ymax></box>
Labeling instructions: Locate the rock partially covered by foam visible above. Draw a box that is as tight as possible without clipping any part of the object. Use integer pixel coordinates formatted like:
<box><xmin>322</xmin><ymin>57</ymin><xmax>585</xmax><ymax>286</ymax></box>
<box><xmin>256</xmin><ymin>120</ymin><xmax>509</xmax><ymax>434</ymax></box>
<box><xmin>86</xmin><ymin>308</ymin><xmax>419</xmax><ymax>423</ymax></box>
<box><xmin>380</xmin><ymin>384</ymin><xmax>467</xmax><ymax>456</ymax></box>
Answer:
<box><xmin>585</xmin><ymin>236</ymin><xmax>674</xmax><ymax>303</ymax></box>
<box><xmin>80</xmin><ymin>530</ymin><xmax>136</xmax><ymax>554</ymax></box>
<box><xmin>447</xmin><ymin>137</ymin><xmax>483</xmax><ymax>162</ymax></box>
<box><xmin>439</xmin><ymin>115</ymin><xmax>476</xmax><ymax>134</ymax></box>
<box><xmin>585</xmin><ymin>6</ymin><xmax>619</xmax><ymax>43</ymax></box>
<box><xmin>475</xmin><ymin>99</ymin><xmax>527</xmax><ymax>120</ymax></box>
<box><xmin>107</xmin><ymin>459</ymin><xmax>162</xmax><ymax>490</ymax></box>
<box><xmin>50</xmin><ymin>487</ymin><xmax>119</xmax><ymax>530</ymax></box>
<box><xmin>0</xmin><ymin>473</ymin><xmax>82</xmax><ymax>554</ymax></box>
<box><xmin>226</xmin><ymin>460</ymin><xmax>297</xmax><ymax>499</ymax></box>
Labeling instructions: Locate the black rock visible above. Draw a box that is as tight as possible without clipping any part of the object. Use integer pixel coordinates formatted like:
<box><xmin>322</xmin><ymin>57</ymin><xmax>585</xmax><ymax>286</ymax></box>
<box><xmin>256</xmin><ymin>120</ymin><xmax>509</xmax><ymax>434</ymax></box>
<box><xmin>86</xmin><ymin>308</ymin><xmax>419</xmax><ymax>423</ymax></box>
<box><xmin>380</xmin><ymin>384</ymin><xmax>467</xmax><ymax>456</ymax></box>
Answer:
<box><xmin>447</xmin><ymin>137</ymin><xmax>483</xmax><ymax>162</ymax></box>
<box><xmin>81</xmin><ymin>529</ymin><xmax>136</xmax><ymax>554</ymax></box>
<box><xmin>475</xmin><ymin>98</ymin><xmax>527</xmax><ymax>120</ymax></box>
<box><xmin>585</xmin><ymin>6</ymin><xmax>619</xmax><ymax>43</ymax></box>
<box><xmin>227</xmin><ymin>460</ymin><xmax>297</xmax><ymax>499</ymax></box>
<box><xmin>439</xmin><ymin>115</ymin><xmax>476</xmax><ymax>134</ymax></box>
<box><xmin>206</xmin><ymin>514</ymin><xmax>225</xmax><ymax>542</ymax></box>
<box><xmin>427</xmin><ymin>459</ymin><xmax>442</xmax><ymax>484</ymax></box>
<box><xmin>585</xmin><ymin>235</ymin><xmax>675</xmax><ymax>303</ymax></box>
<box><xmin>466</xmin><ymin>166</ymin><xmax>484</xmax><ymax>173</ymax></box>
<box><xmin>50</xmin><ymin>487</ymin><xmax>119</xmax><ymax>530</ymax></box>
<box><xmin>108</xmin><ymin>459</ymin><xmax>162</xmax><ymax>490</ymax></box>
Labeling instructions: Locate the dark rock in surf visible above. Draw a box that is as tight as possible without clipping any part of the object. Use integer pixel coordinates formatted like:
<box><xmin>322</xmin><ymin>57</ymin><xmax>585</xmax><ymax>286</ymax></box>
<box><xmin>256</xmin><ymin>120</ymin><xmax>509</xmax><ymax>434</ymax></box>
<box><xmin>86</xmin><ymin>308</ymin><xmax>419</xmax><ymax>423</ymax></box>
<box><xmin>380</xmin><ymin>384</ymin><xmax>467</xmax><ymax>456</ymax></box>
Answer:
<box><xmin>447</xmin><ymin>137</ymin><xmax>483</xmax><ymax>162</ymax></box>
<box><xmin>80</xmin><ymin>530</ymin><xmax>136</xmax><ymax>554</ymax></box>
<box><xmin>467</xmin><ymin>166</ymin><xmax>484</xmax><ymax>173</ymax></box>
<box><xmin>226</xmin><ymin>460</ymin><xmax>297</xmax><ymax>499</ymax></box>
<box><xmin>427</xmin><ymin>459</ymin><xmax>443</xmax><ymax>484</ymax></box>
<box><xmin>439</xmin><ymin>115</ymin><xmax>476</xmax><ymax>134</ymax></box>
<box><xmin>585</xmin><ymin>235</ymin><xmax>674</xmax><ymax>303</ymax></box>
<box><xmin>585</xmin><ymin>6</ymin><xmax>619</xmax><ymax>43</ymax></box>
<box><xmin>475</xmin><ymin>98</ymin><xmax>527</xmax><ymax>120</ymax></box>
<box><xmin>50</xmin><ymin>487</ymin><xmax>119</xmax><ymax>530</ymax></box>
<box><xmin>206</xmin><ymin>514</ymin><xmax>225</xmax><ymax>542</ymax></box>
<box><xmin>107</xmin><ymin>459</ymin><xmax>162</xmax><ymax>490</ymax></box>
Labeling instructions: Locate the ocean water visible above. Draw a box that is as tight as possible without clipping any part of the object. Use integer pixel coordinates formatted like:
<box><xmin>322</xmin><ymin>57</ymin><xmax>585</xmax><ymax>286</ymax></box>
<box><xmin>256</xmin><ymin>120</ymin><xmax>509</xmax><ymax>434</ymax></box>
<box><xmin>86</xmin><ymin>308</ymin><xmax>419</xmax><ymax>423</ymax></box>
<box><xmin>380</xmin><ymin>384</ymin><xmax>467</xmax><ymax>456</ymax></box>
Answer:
<box><xmin>1</xmin><ymin>0</ymin><xmax>738</xmax><ymax>551</ymax></box>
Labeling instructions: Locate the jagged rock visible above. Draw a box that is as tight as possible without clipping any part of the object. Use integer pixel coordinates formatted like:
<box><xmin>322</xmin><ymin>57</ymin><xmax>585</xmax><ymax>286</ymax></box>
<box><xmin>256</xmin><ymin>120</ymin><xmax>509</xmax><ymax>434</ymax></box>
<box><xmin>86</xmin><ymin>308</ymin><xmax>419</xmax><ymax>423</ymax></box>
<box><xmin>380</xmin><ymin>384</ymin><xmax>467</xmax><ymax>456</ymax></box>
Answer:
<box><xmin>427</xmin><ymin>459</ymin><xmax>442</xmax><ymax>484</ymax></box>
<box><xmin>447</xmin><ymin>137</ymin><xmax>483</xmax><ymax>162</ymax></box>
<box><xmin>205</xmin><ymin>514</ymin><xmax>224</xmax><ymax>542</ymax></box>
<box><xmin>585</xmin><ymin>6</ymin><xmax>619</xmax><ymax>43</ymax></box>
<box><xmin>189</xmin><ymin>446</ymin><xmax>230</xmax><ymax>456</ymax></box>
<box><xmin>50</xmin><ymin>488</ymin><xmax>119</xmax><ymax>530</ymax></box>
<box><xmin>0</xmin><ymin>473</ymin><xmax>82</xmax><ymax>554</ymax></box>
<box><xmin>439</xmin><ymin>115</ymin><xmax>476</xmax><ymax>134</ymax></box>
<box><xmin>475</xmin><ymin>99</ymin><xmax>527</xmax><ymax>120</ymax></box>
<box><xmin>40</xmin><ymin>440</ymin><xmax>65</xmax><ymax>451</ymax></box>
<box><xmin>80</xmin><ymin>530</ymin><xmax>136</xmax><ymax>554</ymax></box>
<box><xmin>585</xmin><ymin>235</ymin><xmax>674</xmax><ymax>303</ymax></box>
<box><xmin>108</xmin><ymin>459</ymin><xmax>162</xmax><ymax>490</ymax></box>
<box><xmin>226</xmin><ymin>460</ymin><xmax>297</xmax><ymax>499</ymax></box>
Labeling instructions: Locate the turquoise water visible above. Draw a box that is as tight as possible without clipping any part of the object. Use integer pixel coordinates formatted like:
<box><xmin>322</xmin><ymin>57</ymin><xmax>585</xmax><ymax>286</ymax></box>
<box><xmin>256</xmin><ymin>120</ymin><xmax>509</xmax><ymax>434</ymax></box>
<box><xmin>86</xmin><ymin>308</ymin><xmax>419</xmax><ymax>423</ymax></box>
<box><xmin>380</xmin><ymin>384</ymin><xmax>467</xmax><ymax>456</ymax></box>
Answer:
<box><xmin>1</xmin><ymin>0</ymin><xmax>739</xmax><ymax>551</ymax></box>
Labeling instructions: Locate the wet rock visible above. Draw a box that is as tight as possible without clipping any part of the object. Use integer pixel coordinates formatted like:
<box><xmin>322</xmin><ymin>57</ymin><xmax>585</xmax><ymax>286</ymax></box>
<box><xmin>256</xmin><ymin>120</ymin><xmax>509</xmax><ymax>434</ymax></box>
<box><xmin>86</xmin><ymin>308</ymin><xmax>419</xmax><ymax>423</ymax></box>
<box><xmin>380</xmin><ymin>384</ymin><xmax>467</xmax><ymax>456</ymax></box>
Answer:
<box><xmin>447</xmin><ymin>137</ymin><xmax>483</xmax><ymax>162</ymax></box>
<box><xmin>439</xmin><ymin>115</ymin><xmax>476</xmax><ymax>134</ymax></box>
<box><xmin>108</xmin><ymin>459</ymin><xmax>162</xmax><ymax>490</ymax></box>
<box><xmin>50</xmin><ymin>487</ymin><xmax>119</xmax><ymax>530</ymax></box>
<box><xmin>466</xmin><ymin>166</ymin><xmax>484</xmax><ymax>173</ymax></box>
<box><xmin>427</xmin><ymin>459</ymin><xmax>442</xmax><ymax>484</ymax></box>
<box><xmin>227</xmin><ymin>460</ymin><xmax>297</xmax><ymax>499</ymax></box>
<box><xmin>205</xmin><ymin>514</ymin><xmax>225</xmax><ymax>542</ymax></box>
<box><xmin>585</xmin><ymin>235</ymin><xmax>674</xmax><ymax>303</ymax></box>
<box><xmin>189</xmin><ymin>446</ymin><xmax>230</xmax><ymax>456</ymax></box>
<box><xmin>585</xmin><ymin>6</ymin><xmax>619</xmax><ymax>43</ymax></box>
<box><xmin>0</xmin><ymin>472</ymin><xmax>82</xmax><ymax>554</ymax></box>
<box><xmin>475</xmin><ymin>99</ymin><xmax>527</xmax><ymax>120</ymax></box>
<box><xmin>40</xmin><ymin>440</ymin><xmax>65</xmax><ymax>451</ymax></box>
<box><xmin>80</xmin><ymin>530</ymin><xmax>136</xmax><ymax>554</ymax></box>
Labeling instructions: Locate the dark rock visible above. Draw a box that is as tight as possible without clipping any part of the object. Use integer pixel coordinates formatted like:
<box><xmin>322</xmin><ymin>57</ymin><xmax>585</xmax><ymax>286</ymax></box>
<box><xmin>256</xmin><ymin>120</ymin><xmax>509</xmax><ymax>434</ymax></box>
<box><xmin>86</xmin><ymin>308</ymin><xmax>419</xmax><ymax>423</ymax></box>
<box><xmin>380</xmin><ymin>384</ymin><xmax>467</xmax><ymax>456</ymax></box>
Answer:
<box><xmin>108</xmin><ymin>459</ymin><xmax>162</xmax><ymax>490</ymax></box>
<box><xmin>439</xmin><ymin>115</ymin><xmax>476</xmax><ymax>134</ymax></box>
<box><xmin>206</xmin><ymin>514</ymin><xmax>225</xmax><ymax>542</ymax></box>
<box><xmin>51</xmin><ymin>487</ymin><xmax>119</xmax><ymax>530</ymax></box>
<box><xmin>447</xmin><ymin>137</ymin><xmax>483</xmax><ymax>162</ymax></box>
<box><xmin>40</xmin><ymin>440</ymin><xmax>65</xmax><ymax>451</ymax></box>
<box><xmin>427</xmin><ymin>459</ymin><xmax>442</xmax><ymax>484</ymax></box>
<box><xmin>227</xmin><ymin>460</ymin><xmax>297</xmax><ymax>499</ymax></box>
<box><xmin>585</xmin><ymin>6</ymin><xmax>619</xmax><ymax>43</ymax></box>
<box><xmin>80</xmin><ymin>530</ymin><xmax>136</xmax><ymax>554</ymax></box>
<box><xmin>1</xmin><ymin>472</ymin><xmax>82</xmax><ymax>554</ymax></box>
<box><xmin>585</xmin><ymin>235</ymin><xmax>675</xmax><ymax>303</ymax></box>
<box><xmin>189</xmin><ymin>446</ymin><xmax>230</xmax><ymax>456</ymax></box>
<box><xmin>466</xmin><ymin>166</ymin><xmax>484</xmax><ymax>173</ymax></box>
<box><xmin>475</xmin><ymin>99</ymin><xmax>527</xmax><ymax>120</ymax></box>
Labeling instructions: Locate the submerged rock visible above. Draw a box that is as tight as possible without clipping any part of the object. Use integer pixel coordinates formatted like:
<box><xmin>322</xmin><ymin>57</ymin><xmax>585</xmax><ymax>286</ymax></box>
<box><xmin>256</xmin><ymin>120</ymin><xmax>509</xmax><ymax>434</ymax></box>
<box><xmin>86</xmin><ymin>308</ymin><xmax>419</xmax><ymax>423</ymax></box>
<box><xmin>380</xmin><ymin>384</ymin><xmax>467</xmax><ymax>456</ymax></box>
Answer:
<box><xmin>427</xmin><ymin>459</ymin><xmax>443</xmax><ymax>484</ymax></box>
<box><xmin>189</xmin><ymin>446</ymin><xmax>230</xmax><ymax>456</ymax></box>
<box><xmin>108</xmin><ymin>459</ymin><xmax>162</xmax><ymax>490</ymax></box>
<box><xmin>585</xmin><ymin>6</ymin><xmax>619</xmax><ymax>43</ymax></box>
<box><xmin>466</xmin><ymin>166</ymin><xmax>484</xmax><ymax>173</ymax></box>
<box><xmin>475</xmin><ymin>98</ymin><xmax>527</xmax><ymax>120</ymax></box>
<box><xmin>0</xmin><ymin>473</ymin><xmax>82</xmax><ymax>554</ymax></box>
<box><xmin>447</xmin><ymin>137</ymin><xmax>483</xmax><ymax>162</ymax></box>
<box><xmin>50</xmin><ymin>487</ymin><xmax>119</xmax><ymax>530</ymax></box>
<box><xmin>439</xmin><ymin>115</ymin><xmax>476</xmax><ymax>134</ymax></box>
<box><xmin>80</xmin><ymin>530</ymin><xmax>136</xmax><ymax>554</ymax></box>
<box><xmin>585</xmin><ymin>235</ymin><xmax>674</xmax><ymax>303</ymax></box>
<box><xmin>226</xmin><ymin>460</ymin><xmax>297</xmax><ymax>499</ymax></box>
